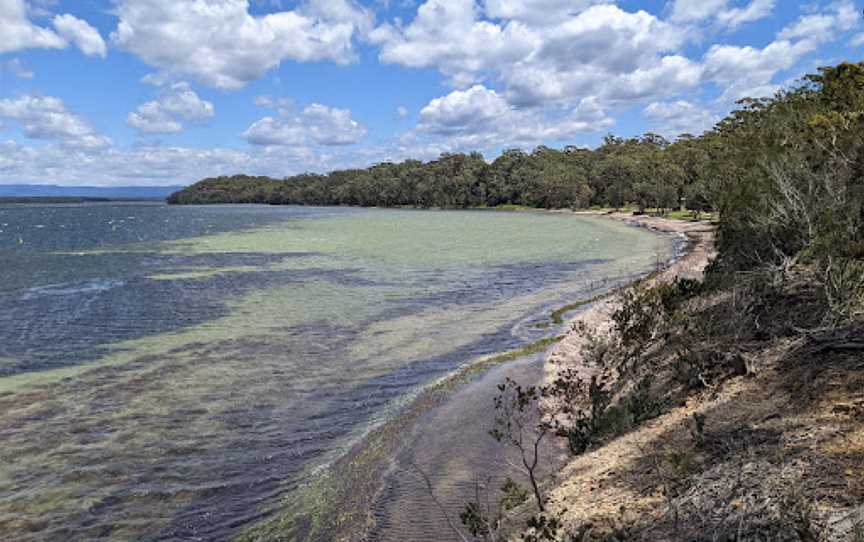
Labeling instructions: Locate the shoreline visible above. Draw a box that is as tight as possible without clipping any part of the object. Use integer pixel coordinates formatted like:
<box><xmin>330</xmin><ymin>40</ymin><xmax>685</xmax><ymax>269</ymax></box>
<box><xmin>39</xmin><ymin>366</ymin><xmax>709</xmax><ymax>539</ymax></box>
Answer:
<box><xmin>239</xmin><ymin>211</ymin><xmax>709</xmax><ymax>541</ymax></box>
<box><xmin>546</xmin><ymin>212</ymin><xmax>716</xmax><ymax>390</ymax></box>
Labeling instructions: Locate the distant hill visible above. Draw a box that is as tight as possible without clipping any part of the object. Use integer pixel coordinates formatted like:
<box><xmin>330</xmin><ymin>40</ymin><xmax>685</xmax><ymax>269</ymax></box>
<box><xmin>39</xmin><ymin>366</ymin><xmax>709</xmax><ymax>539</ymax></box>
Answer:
<box><xmin>0</xmin><ymin>185</ymin><xmax>185</xmax><ymax>200</ymax></box>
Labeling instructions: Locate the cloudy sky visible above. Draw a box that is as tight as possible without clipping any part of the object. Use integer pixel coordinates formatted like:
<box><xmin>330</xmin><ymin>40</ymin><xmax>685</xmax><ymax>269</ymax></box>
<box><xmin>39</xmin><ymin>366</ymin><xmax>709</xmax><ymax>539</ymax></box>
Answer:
<box><xmin>0</xmin><ymin>0</ymin><xmax>862</xmax><ymax>186</ymax></box>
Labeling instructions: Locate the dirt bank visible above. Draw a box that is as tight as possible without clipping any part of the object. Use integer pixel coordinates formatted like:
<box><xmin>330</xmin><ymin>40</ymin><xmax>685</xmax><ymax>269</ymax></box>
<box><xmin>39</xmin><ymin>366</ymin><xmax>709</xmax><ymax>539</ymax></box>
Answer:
<box><xmin>540</xmin><ymin>214</ymin><xmax>864</xmax><ymax>540</ymax></box>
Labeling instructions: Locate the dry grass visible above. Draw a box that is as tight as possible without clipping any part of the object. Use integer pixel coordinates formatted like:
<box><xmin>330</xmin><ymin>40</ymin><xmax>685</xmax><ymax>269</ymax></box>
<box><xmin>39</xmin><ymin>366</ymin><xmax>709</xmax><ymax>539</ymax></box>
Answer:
<box><xmin>540</xmin><ymin>214</ymin><xmax>864</xmax><ymax>541</ymax></box>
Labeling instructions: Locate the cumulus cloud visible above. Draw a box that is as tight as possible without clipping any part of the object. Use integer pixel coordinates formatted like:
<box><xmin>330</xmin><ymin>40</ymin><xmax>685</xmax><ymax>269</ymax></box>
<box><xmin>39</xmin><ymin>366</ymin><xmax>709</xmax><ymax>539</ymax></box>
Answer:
<box><xmin>242</xmin><ymin>102</ymin><xmax>367</xmax><ymax>146</ymax></box>
<box><xmin>52</xmin><ymin>13</ymin><xmax>107</xmax><ymax>57</ymax></box>
<box><xmin>536</xmin><ymin>5</ymin><xmax>684</xmax><ymax>74</ymax></box>
<box><xmin>0</xmin><ymin>95</ymin><xmax>111</xmax><ymax>148</ymax></box>
<box><xmin>417</xmin><ymin>85</ymin><xmax>613</xmax><ymax>148</ymax></box>
<box><xmin>127</xmin><ymin>82</ymin><xmax>215</xmax><ymax>134</ymax></box>
<box><xmin>370</xmin><ymin>0</ymin><xmax>538</xmax><ymax>85</ymax></box>
<box><xmin>0</xmin><ymin>0</ymin><xmax>106</xmax><ymax>56</ymax></box>
<box><xmin>0</xmin><ymin>0</ymin><xmax>65</xmax><ymax>53</ymax></box>
<box><xmin>716</xmin><ymin>0</ymin><xmax>776</xmax><ymax>28</ymax></box>
<box><xmin>669</xmin><ymin>0</ymin><xmax>727</xmax><ymax>22</ymax></box>
<box><xmin>701</xmin><ymin>2</ymin><xmax>859</xmax><ymax>103</ymax></box>
<box><xmin>373</xmin><ymin>2</ymin><xmax>695</xmax><ymax>110</ymax></box>
<box><xmin>419</xmin><ymin>85</ymin><xmax>511</xmax><ymax>134</ymax></box>
<box><xmin>702</xmin><ymin>40</ymin><xmax>805</xmax><ymax>101</ymax></box>
<box><xmin>670</xmin><ymin>0</ymin><xmax>775</xmax><ymax>28</ymax></box>
<box><xmin>483</xmin><ymin>0</ymin><xmax>612</xmax><ymax>24</ymax></box>
<box><xmin>778</xmin><ymin>1</ymin><xmax>858</xmax><ymax>45</ymax></box>
<box><xmin>111</xmin><ymin>0</ymin><xmax>373</xmax><ymax>89</ymax></box>
<box><xmin>644</xmin><ymin>100</ymin><xmax>719</xmax><ymax>136</ymax></box>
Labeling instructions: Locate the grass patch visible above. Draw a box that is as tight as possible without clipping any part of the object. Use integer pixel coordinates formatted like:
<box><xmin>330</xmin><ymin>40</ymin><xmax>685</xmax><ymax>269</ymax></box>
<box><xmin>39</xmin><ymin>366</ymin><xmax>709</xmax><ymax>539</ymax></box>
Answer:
<box><xmin>550</xmin><ymin>293</ymin><xmax>607</xmax><ymax>324</ymax></box>
<box><xmin>492</xmin><ymin>204</ymin><xmax>538</xmax><ymax>212</ymax></box>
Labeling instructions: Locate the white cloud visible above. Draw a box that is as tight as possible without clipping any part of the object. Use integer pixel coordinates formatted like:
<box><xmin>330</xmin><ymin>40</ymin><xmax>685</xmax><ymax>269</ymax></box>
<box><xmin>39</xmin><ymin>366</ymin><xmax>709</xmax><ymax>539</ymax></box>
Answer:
<box><xmin>669</xmin><ymin>0</ymin><xmax>727</xmax><ymax>22</ymax></box>
<box><xmin>0</xmin><ymin>0</ymin><xmax>106</xmax><ymax>57</ymax></box>
<box><xmin>537</xmin><ymin>5</ymin><xmax>684</xmax><ymax>74</ymax></box>
<box><xmin>644</xmin><ymin>100</ymin><xmax>719</xmax><ymax>136</ymax></box>
<box><xmin>852</xmin><ymin>32</ymin><xmax>864</xmax><ymax>47</ymax></box>
<box><xmin>3</xmin><ymin>58</ymin><xmax>35</xmax><ymax>79</ymax></box>
<box><xmin>702</xmin><ymin>40</ymin><xmax>810</xmax><ymax>101</ymax></box>
<box><xmin>716</xmin><ymin>0</ymin><xmax>775</xmax><ymax>28</ymax></box>
<box><xmin>483</xmin><ymin>0</ymin><xmax>612</xmax><ymax>24</ymax></box>
<box><xmin>503</xmin><ymin>11</ymin><xmax>695</xmax><ymax>107</ymax></box>
<box><xmin>0</xmin><ymin>95</ymin><xmax>111</xmax><ymax>148</ymax></box>
<box><xmin>419</xmin><ymin>85</ymin><xmax>511</xmax><ymax>134</ymax></box>
<box><xmin>370</xmin><ymin>0</ymin><xmax>538</xmax><ymax>85</ymax></box>
<box><xmin>699</xmin><ymin>2</ymin><xmax>859</xmax><ymax>103</ymax></box>
<box><xmin>52</xmin><ymin>13</ymin><xmax>107</xmax><ymax>57</ymax></box>
<box><xmin>670</xmin><ymin>0</ymin><xmax>775</xmax><ymax>28</ymax></box>
<box><xmin>396</xmin><ymin>105</ymin><xmax>409</xmax><ymax>118</ymax></box>
<box><xmin>0</xmin><ymin>138</ymin><xmax>363</xmax><ymax>187</ymax></box>
<box><xmin>127</xmin><ymin>82</ymin><xmax>215</xmax><ymax>134</ymax></box>
<box><xmin>778</xmin><ymin>1</ymin><xmax>858</xmax><ymax>46</ymax></box>
<box><xmin>417</xmin><ymin>85</ymin><xmax>613</xmax><ymax>149</ymax></box>
<box><xmin>0</xmin><ymin>139</ymin><xmax>254</xmax><ymax>185</ymax></box>
<box><xmin>373</xmin><ymin>2</ymin><xmax>694</xmax><ymax>110</ymax></box>
<box><xmin>243</xmin><ymin>103</ymin><xmax>367</xmax><ymax>146</ymax></box>
<box><xmin>0</xmin><ymin>0</ymin><xmax>65</xmax><ymax>53</ymax></box>
<box><xmin>111</xmin><ymin>0</ymin><xmax>373</xmax><ymax>89</ymax></box>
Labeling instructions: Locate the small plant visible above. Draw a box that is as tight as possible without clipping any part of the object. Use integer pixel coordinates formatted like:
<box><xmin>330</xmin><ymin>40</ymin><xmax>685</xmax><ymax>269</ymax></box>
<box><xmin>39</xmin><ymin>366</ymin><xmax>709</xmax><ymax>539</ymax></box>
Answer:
<box><xmin>626</xmin><ymin>375</ymin><xmax>660</xmax><ymax>423</ymax></box>
<box><xmin>457</xmin><ymin>478</ymin><xmax>531</xmax><ymax>541</ymax></box>
<box><xmin>521</xmin><ymin>514</ymin><xmax>564</xmax><ymax>542</ymax></box>
<box><xmin>778</xmin><ymin>488</ymin><xmax>821</xmax><ymax>542</ymax></box>
<box><xmin>543</xmin><ymin>369</ymin><xmax>610</xmax><ymax>455</ymax></box>
<box><xmin>460</xmin><ymin>501</ymin><xmax>492</xmax><ymax>539</ymax></box>
<box><xmin>490</xmin><ymin>378</ymin><xmax>550</xmax><ymax>512</ymax></box>
<box><xmin>500</xmin><ymin>478</ymin><xmax>530</xmax><ymax>511</ymax></box>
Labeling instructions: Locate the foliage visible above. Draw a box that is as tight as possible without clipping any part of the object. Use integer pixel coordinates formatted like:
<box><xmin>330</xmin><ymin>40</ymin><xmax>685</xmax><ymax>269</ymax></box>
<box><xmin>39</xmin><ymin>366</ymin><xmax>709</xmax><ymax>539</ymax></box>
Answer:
<box><xmin>490</xmin><ymin>378</ymin><xmax>549</xmax><ymax>512</ymax></box>
<box><xmin>168</xmin><ymin>135</ymin><xmax>690</xmax><ymax>212</ymax></box>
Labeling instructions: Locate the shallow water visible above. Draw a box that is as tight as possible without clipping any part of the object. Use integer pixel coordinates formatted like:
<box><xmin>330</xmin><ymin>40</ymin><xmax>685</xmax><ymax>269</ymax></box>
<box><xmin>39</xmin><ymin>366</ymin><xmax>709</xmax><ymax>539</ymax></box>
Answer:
<box><xmin>0</xmin><ymin>203</ymin><xmax>673</xmax><ymax>540</ymax></box>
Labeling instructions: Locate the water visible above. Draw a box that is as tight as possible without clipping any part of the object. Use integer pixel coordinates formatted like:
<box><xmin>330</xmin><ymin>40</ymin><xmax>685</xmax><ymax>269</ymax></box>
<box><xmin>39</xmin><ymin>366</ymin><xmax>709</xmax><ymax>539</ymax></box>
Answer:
<box><xmin>0</xmin><ymin>203</ymin><xmax>673</xmax><ymax>540</ymax></box>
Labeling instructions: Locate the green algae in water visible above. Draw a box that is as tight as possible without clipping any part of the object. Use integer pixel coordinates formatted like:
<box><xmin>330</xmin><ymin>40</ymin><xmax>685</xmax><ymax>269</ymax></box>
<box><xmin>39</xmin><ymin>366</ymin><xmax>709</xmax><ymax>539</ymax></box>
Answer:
<box><xmin>145</xmin><ymin>265</ymin><xmax>261</xmax><ymax>281</ymax></box>
<box><xmin>0</xmin><ymin>205</ymin><xmax>674</xmax><ymax>541</ymax></box>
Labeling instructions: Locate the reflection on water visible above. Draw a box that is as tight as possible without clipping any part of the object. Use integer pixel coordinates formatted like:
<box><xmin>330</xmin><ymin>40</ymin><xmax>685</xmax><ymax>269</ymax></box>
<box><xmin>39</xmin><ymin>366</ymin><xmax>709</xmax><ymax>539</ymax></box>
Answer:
<box><xmin>0</xmin><ymin>203</ymin><xmax>673</xmax><ymax>540</ymax></box>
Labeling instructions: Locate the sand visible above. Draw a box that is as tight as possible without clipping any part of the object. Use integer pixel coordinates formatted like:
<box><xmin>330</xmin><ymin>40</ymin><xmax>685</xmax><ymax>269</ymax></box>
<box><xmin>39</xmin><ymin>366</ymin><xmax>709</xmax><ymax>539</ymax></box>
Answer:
<box><xmin>545</xmin><ymin>212</ymin><xmax>716</xmax><ymax>392</ymax></box>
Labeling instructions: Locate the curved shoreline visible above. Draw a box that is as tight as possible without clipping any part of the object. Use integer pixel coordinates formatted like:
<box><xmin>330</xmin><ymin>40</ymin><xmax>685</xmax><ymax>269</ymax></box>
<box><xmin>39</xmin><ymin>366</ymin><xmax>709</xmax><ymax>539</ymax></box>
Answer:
<box><xmin>546</xmin><ymin>212</ymin><xmax>716</xmax><ymax>390</ymax></box>
<box><xmin>237</xmin><ymin>212</ymin><xmax>702</xmax><ymax>541</ymax></box>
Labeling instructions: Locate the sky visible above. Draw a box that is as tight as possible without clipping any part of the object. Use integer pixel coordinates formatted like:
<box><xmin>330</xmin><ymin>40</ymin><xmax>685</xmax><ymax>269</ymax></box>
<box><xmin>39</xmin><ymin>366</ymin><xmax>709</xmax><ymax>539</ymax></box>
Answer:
<box><xmin>0</xmin><ymin>0</ymin><xmax>862</xmax><ymax>186</ymax></box>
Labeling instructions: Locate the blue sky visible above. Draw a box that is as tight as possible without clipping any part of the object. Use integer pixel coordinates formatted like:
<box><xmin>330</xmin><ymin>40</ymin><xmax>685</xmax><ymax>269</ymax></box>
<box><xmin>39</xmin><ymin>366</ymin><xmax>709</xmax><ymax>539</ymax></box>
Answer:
<box><xmin>0</xmin><ymin>0</ymin><xmax>862</xmax><ymax>186</ymax></box>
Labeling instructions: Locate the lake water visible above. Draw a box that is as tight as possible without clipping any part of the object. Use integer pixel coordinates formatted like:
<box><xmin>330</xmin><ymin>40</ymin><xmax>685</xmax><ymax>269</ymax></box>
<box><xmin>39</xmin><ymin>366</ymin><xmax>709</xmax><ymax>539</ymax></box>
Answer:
<box><xmin>0</xmin><ymin>203</ymin><xmax>673</xmax><ymax>540</ymax></box>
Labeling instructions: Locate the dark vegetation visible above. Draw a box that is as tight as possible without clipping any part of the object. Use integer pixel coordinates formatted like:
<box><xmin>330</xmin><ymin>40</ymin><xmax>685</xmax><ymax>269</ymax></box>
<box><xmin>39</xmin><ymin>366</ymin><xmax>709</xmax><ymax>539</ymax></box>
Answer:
<box><xmin>168</xmin><ymin>133</ymin><xmax>712</xmax><ymax>215</ymax></box>
<box><xmin>429</xmin><ymin>63</ymin><xmax>864</xmax><ymax>541</ymax></box>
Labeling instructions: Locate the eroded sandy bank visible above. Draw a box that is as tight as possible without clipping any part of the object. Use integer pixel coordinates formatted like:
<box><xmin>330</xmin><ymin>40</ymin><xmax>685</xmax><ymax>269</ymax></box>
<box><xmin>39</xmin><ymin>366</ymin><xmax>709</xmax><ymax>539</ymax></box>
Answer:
<box><xmin>546</xmin><ymin>213</ymin><xmax>716</xmax><ymax>390</ymax></box>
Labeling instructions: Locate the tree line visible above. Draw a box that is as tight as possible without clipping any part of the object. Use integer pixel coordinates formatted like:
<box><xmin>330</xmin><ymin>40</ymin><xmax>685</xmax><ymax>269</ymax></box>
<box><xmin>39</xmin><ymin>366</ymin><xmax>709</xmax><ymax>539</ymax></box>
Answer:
<box><xmin>170</xmin><ymin>60</ymin><xmax>864</xmax><ymax>299</ymax></box>
<box><xmin>167</xmin><ymin>133</ymin><xmax>713</xmax><ymax>214</ymax></box>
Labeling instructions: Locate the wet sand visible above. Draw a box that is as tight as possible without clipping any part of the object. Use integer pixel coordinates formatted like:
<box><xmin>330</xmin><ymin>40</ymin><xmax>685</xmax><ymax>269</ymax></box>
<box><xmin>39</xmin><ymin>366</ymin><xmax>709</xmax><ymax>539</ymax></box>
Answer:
<box><xmin>367</xmin><ymin>352</ymin><xmax>567</xmax><ymax>540</ymax></box>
